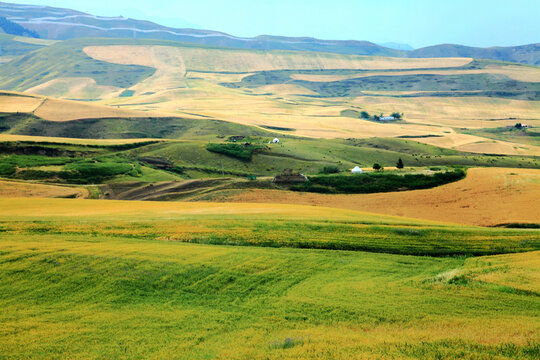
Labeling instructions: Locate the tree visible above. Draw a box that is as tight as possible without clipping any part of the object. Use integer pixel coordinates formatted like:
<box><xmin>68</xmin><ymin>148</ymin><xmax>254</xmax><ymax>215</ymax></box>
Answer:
<box><xmin>320</xmin><ymin>165</ymin><xmax>340</xmax><ymax>174</ymax></box>
<box><xmin>396</xmin><ymin>158</ymin><xmax>404</xmax><ymax>169</ymax></box>
<box><xmin>373</xmin><ymin>163</ymin><xmax>382</xmax><ymax>171</ymax></box>
<box><xmin>0</xmin><ymin>17</ymin><xmax>39</xmax><ymax>38</ymax></box>
<box><xmin>515</xmin><ymin>123</ymin><xmax>523</xmax><ymax>129</ymax></box>
<box><xmin>391</xmin><ymin>112</ymin><xmax>403</xmax><ymax>120</ymax></box>
<box><xmin>360</xmin><ymin>111</ymin><xmax>370</xmax><ymax>119</ymax></box>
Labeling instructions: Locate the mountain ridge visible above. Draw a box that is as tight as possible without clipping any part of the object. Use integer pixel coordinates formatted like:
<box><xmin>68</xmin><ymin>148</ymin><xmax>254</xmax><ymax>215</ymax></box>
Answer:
<box><xmin>0</xmin><ymin>1</ymin><xmax>538</xmax><ymax>64</ymax></box>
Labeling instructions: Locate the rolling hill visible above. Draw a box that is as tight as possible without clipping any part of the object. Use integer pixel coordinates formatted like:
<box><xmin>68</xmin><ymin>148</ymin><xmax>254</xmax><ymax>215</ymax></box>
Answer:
<box><xmin>0</xmin><ymin>3</ymin><xmax>539</xmax><ymax>360</ymax></box>
<box><xmin>1</xmin><ymin>1</ymin><xmax>538</xmax><ymax>64</ymax></box>
<box><xmin>1</xmin><ymin>35</ymin><xmax>539</xmax><ymax>156</ymax></box>
<box><xmin>0</xmin><ymin>1</ymin><xmax>401</xmax><ymax>57</ymax></box>
<box><xmin>408</xmin><ymin>43</ymin><xmax>540</xmax><ymax>66</ymax></box>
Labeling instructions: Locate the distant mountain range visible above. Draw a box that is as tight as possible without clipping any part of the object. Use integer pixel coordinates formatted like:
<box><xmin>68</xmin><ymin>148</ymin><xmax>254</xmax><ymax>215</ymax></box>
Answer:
<box><xmin>379</xmin><ymin>42</ymin><xmax>414</xmax><ymax>51</ymax></box>
<box><xmin>0</xmin><ymin>1</ymin><xmax>538</xmax><ymax>65</ymax></box>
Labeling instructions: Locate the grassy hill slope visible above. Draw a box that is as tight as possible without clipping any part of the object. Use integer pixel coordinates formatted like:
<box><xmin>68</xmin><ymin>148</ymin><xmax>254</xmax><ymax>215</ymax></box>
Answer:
<box><xmin>0</xmin><ymin>39</ymin><xmax>156</xmax><ymax>91</ymax></box>
<box><xmin>0</xmin><ymin>33</ymin><xmax>43</xmax><ymax>56</ymax></box>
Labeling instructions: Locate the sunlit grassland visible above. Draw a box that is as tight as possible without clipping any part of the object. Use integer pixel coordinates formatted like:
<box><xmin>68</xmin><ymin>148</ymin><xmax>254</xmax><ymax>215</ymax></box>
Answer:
<box><xmin>0</xmin><ymin>199</ymin><xmax>538</xmax><ymax>359</ymax></box>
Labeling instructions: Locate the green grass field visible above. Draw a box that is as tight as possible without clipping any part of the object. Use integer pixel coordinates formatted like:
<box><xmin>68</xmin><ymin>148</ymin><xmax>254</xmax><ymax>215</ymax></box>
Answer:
<box><xmin>0</xmin><ymin>117</ymin><xmax>538</xmax><ymax>187</ymax></box>
<box><xmin>0</xmin><ymin>199</ymin><xmax>538</xmax><ymax>359</ymax></box>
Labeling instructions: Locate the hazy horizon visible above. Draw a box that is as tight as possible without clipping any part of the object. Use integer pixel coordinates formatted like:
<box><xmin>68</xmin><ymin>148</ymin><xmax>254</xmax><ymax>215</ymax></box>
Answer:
<box><xmin>2</xmin><ymin>0</ymin><xmax>540</xmax><ymax>49</ymax></box>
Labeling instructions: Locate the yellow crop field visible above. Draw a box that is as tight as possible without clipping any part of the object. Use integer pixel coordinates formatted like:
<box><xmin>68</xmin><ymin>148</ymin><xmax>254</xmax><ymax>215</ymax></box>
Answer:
<box><xmin>9</xmin><ymin>45</ymin><xmax>538</xmax><ymax>156</ymax></box>
<box><xmin>0</xmin><ymin>92</ymin><xmax>44</xmax><ymax>112</ymax></box>
<box><xmin>84</xmin><ymin>45</ymin><xmax>472</xmax><ymax>73</ymax></box>
<box><xmin>225</xmin><ymin>168</ymin><xmax>540</xmax><ymax>226</ymax></box>
<box><xmin>0</xmin><ymin>133</ymin><xmax>164</xmax><ymax>145</ymax></box>
<box><xmin>404</xmin><ymin>133</ymin><xmax>540</xmax><ymax>156</ymax></box>
<box><xmin>26</xmin><ymin>77</ymin><xmax>123</xmax><ymax>100</ymax></box>
<box><xmin>0</xmin><ymin>180</ymin><xmax>88</xmax><ymax>198</ymax></box>
<box><xmin>351</xmin><ymin>95</ymin><xmax>540</xmax><ymax>129</ymax></box>
<box><xmin>34</xmin><ymin>97</ymin><xmax>152</xmax><ymax>121</ymax></box>
<box><xmin>290</xmin><ymin>64</ymin><xmax>540</xmax><ymax>82</ymax></box>
<box><xmin>0</xmin><ymin>197</ymin><xmax>423</xmax><ymax>224</ymax></box>
<box><xmin>78</xmin><ymin>45</ymin><xmax>539</xmax><ymax>155</ymax></box>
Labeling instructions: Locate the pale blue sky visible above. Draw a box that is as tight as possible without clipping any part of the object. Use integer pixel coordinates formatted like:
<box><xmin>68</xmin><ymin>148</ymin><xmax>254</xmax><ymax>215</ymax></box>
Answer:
<box><xmin>6</xmin><ymin>0</ymin><xmax>540</xmax><ymax>48</ymax></box>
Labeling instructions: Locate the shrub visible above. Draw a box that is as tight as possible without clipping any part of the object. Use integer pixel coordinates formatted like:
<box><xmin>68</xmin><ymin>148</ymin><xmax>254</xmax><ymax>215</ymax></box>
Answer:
<box><xmin>0</xmin><ymin>163</ymin><xmax>16</xmax><ymax>176</ymax></box>
<box><xmin>206</xmin><ymin>143</ymin><xmax>264</xmax><ymax>161</ymax></box>
<box><xmin>391</xmin><ymin>112</ymin><xmax>403</xmax><ymax>120</ymax></box>
<box><xmin>320</xmin><ymin>165</ymin><xmax>340</xmax><ymax>174</ymax></box>
<box><xmin>64</xmin><ymin>161</ymin><xmax>134</xmax><ymax>178</ymax></box>
<box><xmin>291</xmin><ymin>170</ymin><xmax>466</xmax><ymax>194</ymax></box>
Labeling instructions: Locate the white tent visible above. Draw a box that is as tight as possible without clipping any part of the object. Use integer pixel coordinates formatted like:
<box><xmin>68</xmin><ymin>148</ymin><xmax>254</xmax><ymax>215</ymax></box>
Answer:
<box><xmin>351</xmin><ymin>166</ymin><xmax>363</xmax><ymax>174</ymax></box>
<box><xmin>272</xmin><ymin>138</ymin><xmax>280</xmax><ymax>143</ymax></box>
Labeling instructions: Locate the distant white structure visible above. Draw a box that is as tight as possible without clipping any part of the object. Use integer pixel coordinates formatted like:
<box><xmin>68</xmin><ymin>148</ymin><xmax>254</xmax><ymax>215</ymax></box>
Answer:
<box><xmin>272</xmin><ymin>138</ymin><xmax>280</xmax><ymax>143</ymax></box>
<box><xmin>351</xmin><ymin>166</ymin><xmax>363</xmax><ymax>174</ymax></box>
<box><xmin>379</xmin><ymin>116</ymin><xmax>395</xmax><ymax>122</ymax></box>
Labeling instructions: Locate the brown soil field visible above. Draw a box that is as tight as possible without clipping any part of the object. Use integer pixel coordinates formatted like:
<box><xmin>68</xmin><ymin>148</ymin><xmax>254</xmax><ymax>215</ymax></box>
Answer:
<box><xmin>0</xmin><ymin>180</ymin><xmax>88</xmax><ymax>199</ymax></box>
<box><xmin>221</xmin><ymin>168</ymin><xmax>540</xmax><ymax>226</ymax></box>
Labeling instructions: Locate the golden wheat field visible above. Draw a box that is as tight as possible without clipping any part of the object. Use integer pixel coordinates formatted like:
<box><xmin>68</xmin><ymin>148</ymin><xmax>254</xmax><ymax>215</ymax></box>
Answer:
<box><xmin>223</xmin><ymin>168</ymin><xmax>540</xmax><ymax>226</ymax></box>
<box><xmin>0</xmin><ymin>92</ymin><xmax>149</xmax><ymax>120</ymax></box>
<box><xmin>0</xmin><ymin>133</ymin><xmax>164</xmax><ymax>144</ymax></box>
<box><xmin>26</xmin><ymin>77</ymin><xmax>123</xmax><ymax>100</ymax></box>
<box><xmin>83</xmin><ymin>45</ymin><xmax>472</xmax><ymax>73</ymax></box>
<box><xmin>0</xmin><ymin>196</ymin><xmax>418</xmax><ymax>223</ymax></box>
<box><xmin>7</xmin><ymin>43</ymin><xmax>537</xmax><ymax>156</ymax></box>
<box><xmin>0</xmin><ymin>180</ymin><xmax>88</xmax><ymax>198</ymax></box>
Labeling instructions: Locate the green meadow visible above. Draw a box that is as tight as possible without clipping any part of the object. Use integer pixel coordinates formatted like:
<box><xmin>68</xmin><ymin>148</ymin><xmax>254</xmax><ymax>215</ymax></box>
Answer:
<box><xmin>0</xmin><ymin>199</ymin><xmax>538</xmax><ymax>359</ymax></box>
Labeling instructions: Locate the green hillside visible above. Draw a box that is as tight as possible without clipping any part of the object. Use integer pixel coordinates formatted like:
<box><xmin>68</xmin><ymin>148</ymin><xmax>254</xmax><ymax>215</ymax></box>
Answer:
<box><xmin>0</xmin><ymin>112</ymin><xmax>538</xmax><ymax>188</ymax></box>
<box><xmin>0</xmin><ymin>39</ymin><xmax>156</xmax><ymax>91</ymax></box>
<box><xmin>0</xmin><ymin>33</ymin><xmax>44</xmax><ymax>56</ymax></box>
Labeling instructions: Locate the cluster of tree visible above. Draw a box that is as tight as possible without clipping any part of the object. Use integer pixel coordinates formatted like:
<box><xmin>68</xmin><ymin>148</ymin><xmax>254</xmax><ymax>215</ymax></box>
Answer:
<box><xmin>360</xmin><ymin>111</ymin><xmax>404</xmax><ymax>121</ymax></box>
<box><xmin>0</xmin><ymin>17</ymin><xmax>40</xmax><ymax>38</ymax></box>
<box><xmin>514</xmin><ymin>123</ymin><xmax>527</xmax><ymax>129</ymax></box>
<box><xmin>291</xmin><ymin>169</ymin><xmax>466</xmax><ymax>194</ymax></box>
<box><xmin>373</xmin><ymin>158</ymin><xmax>404</xmax><ymax>171</ymax></box>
